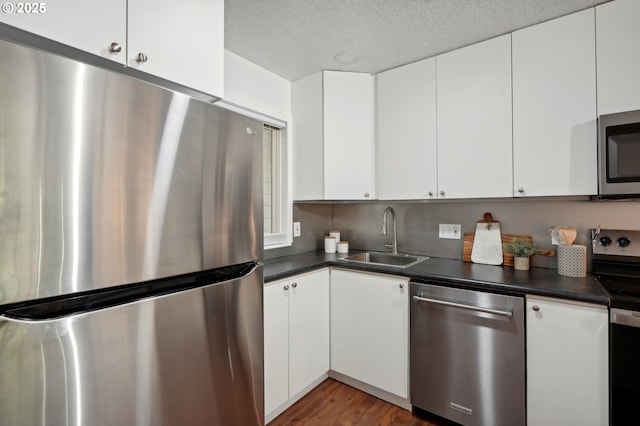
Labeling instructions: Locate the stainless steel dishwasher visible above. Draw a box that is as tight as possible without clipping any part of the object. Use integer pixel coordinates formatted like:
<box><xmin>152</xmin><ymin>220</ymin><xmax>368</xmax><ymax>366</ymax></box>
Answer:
<box><xmin>410</xmin><ymin>281</ymin><xmax>525</xmax><ymax>426</ymax></box>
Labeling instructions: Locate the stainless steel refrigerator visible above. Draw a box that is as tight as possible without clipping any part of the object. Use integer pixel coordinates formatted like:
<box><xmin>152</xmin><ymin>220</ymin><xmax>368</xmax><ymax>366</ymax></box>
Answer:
<box><xmin>0</xmin><ymin>29</ymin><xmax>264</xmax><ymax>425</ymax></box>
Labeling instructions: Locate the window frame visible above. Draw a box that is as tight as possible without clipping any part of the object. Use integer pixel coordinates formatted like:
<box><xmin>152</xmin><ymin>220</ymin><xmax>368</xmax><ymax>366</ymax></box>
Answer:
<box><xmin>263</xmin><ymin>124</ymin><xmax>292</xmax><ymax>248</ymax></box>
<box><xmin>217</xmin><ymin>100</ymin><xmax>292</xmax><ymax>249</ymax></box>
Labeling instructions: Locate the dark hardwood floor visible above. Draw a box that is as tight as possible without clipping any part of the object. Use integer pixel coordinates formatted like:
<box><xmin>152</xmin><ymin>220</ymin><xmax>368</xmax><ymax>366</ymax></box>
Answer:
<box><xmin>269</xmin><ymin>378</ymin><xmax>455</xmax><ymax>426</ymax></box>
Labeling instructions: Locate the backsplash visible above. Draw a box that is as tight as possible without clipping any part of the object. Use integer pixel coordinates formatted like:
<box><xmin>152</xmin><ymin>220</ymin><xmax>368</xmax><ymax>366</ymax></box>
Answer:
<box><xmin>267</xmin><ymin>199</ymin><xmax>640</xmax><ymax>270</ymax></box>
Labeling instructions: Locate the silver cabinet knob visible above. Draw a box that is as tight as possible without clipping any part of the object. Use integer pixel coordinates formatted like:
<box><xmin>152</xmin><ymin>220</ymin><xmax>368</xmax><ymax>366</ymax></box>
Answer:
<box><xmin>518</xmin><ymin>187</ymin><xmax>525</xmax><ymax>195</ymax></box>
<box><xmin>291</xmin><ymin>282</ymin><xmax>298</xmax><ymax>288</ymax></box>
<box><xmin>399</xmin><ymin>283</ymin><xmax>404</xmax><ymax>289</ymax></box>
<box><xmin>428</xmin><ymin>191</ymin><xmax>434</xmax><ymax>197</ymax></box>
<box><xmin>108</xmin><ymin>42</ymin><xmax>122</xmax><ymax>54</ymax></box>
<box><xmin>283</xmin><ymin>285</ymin><xmax>289</xmax><ymax>291</ymax></box>
<box><xmin>364</xmin><ymin>193</ymin><xmax>370</xmax><ymax>198</ymax></box>
<box><xmin>135</xmin><ymin>52</ymin><xmax>148</xmax><ymax>64</ymax></box>
<box><xmin>532</xmin><ymin>305</ymin><xmax>540</xmax><ymax>312</ymax></box>
<box><xmin>440</xmin><ymin>190</ymin><xmax>445</xmax><ymax>197</ymax></box>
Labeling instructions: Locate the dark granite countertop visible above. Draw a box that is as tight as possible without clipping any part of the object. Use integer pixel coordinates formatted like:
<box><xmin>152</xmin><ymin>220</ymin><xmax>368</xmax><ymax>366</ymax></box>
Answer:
<box><xmin>264</xmin><ymin>250</ymin><xmax>611</xmax><ymax>305</ymax></box>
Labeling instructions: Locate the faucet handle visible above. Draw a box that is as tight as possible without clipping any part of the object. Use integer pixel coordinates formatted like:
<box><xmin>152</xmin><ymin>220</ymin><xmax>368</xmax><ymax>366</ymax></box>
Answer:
<box><xmin>384</xmin><ymin>243</ymin><xmax>394</xmax><ymax>250</ymax></box>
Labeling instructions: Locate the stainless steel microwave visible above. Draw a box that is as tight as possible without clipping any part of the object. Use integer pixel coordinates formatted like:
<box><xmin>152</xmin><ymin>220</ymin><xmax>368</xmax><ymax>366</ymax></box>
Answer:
<box><xmin>598</xmin><ymin>109</ymin><xmax>640</xmax><ymax>198</ymax></box>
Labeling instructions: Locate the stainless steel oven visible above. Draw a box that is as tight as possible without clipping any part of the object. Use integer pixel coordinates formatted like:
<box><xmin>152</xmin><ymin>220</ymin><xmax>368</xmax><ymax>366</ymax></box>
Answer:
<box><xmin>592</xmin><ymin>229</ymin><xmax>640</xmax><ymax>425</ymax></box>
<box><xmin>598</xmin><ymin>109</ymin><xmax>640</xmax><ymax>198</ymax></box>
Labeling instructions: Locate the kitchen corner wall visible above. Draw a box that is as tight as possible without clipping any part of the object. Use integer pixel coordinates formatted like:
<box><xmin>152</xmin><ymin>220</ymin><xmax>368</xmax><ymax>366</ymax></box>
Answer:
<box><xmin>267</xmin><ymin>199</ymin><xmax>640</xmax><ymax>271</ymax></box>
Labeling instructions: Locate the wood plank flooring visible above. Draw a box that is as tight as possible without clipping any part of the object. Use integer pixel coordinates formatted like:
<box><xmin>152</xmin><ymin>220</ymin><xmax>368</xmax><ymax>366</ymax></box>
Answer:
<box><xmin>269</xmin><ymin>378</ymin><xmax>455</xmax><ymax>426</ymax></box>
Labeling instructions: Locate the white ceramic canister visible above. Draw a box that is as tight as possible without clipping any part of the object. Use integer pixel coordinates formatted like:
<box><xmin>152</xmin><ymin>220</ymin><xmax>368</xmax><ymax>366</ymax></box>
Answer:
<box><xmin>324</xmin><ymin>236</ymin><xmax>337</xmax><ymax>253</ymax></box>
<box><xmin>337</xmin><ymin>241</ymin><xmax>349</xmax><ymax>254</ymax></box>
<box><xmin>329</xmin><ymin>230</ymin><xmax>341</xmax><ymax>242</ymax></box>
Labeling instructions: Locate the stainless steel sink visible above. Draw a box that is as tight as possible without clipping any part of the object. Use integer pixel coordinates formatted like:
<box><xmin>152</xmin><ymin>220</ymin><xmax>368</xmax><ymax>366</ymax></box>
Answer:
<box><xmin>340</xmin><ymin>252</ymin><xmax>429</xmax><ymax>268</ymax></box>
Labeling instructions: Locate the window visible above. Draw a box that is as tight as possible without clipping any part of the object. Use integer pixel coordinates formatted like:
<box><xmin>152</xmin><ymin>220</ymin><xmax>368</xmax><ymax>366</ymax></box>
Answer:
<box><xmin>216</xmin><ymin>100</ymin><xmax>292</xmax><ymax>249</ymax></box>
<box><xmin>263</xmin><ymin>124</ymin><xmax>280</xmax><ymax>234</ymax></box>
<box><xmin>263</xmin><ymin>123</ymin><xmax>292</xmax><ymax>249</ymax></box>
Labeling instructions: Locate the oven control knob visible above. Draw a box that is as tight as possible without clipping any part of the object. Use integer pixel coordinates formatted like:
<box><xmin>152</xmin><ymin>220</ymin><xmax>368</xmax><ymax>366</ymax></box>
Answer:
<box><xmin>617</xmin><ymin>236</ymin><xmax>631</xmax><ymax>248</ymax></box>
<box><xmin>599</xmin><ymin>236</ymin><xmax>612</xmax><ymax>247</ymax></box>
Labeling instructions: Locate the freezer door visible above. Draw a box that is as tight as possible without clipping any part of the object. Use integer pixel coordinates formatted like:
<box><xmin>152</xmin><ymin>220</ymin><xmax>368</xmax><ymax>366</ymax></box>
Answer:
<box><xmin>0</xmin><ymin>35</ymin><xmax>263</xmax><ymax>305</ymax></box>
<box><xmin>0</xmin><ymin>266</ymin><xmax>264</xmax><ymax>426</ymax></box>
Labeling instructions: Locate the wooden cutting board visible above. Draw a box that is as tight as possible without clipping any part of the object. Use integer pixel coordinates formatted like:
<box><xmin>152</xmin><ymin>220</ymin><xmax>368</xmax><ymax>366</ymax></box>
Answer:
<box><xmin>464</xmin><ymin>233</ymin><xmax>556</xmax><ymax>266</ymax></box>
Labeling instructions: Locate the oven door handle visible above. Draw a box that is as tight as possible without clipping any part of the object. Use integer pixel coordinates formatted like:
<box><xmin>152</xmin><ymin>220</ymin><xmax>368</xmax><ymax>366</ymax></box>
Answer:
<box><xmin>412</xmin><ymin>295</ymin><xmax>513</xmax><ymax>318</ymax></box>
<box><xmin>611</xmin><ymin>308</ymin><xmax>640</xmax><ymax>328</ymax></box>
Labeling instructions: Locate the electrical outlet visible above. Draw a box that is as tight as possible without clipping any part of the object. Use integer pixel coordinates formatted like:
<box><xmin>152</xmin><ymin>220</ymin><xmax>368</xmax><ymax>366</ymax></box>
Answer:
<box><xmin>293</xmin><ymin>222</ymin><xmax>301</xmax><ymax>237</ymax></box>
<box><xmin>439</xmin><ymin>224</ymin><xmax>461</xmax><ymax>239</ymax></box>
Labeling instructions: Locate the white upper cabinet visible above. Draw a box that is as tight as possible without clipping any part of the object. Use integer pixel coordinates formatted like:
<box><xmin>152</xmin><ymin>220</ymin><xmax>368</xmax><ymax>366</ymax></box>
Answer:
<box><xmin>436</xmin><ymin>35</ymin><xmax>513</xmax><ymax>199</ymax></box>
<box><xmin>292</xmin><ymin>71</ymin><xmax>375</xmax><ymax>200</ymax></box>
<box><xmin>0</xmin><ymin>0</ymin><xmax>126</xmax><ymax>63</ymax></box>
<box><xmin>292</xmin><ymin>72</ymin><xmax>324</xmax><ymax>200</ymax></box>
<box><xmin>127</xmin><ymin>0</ymin><xmax>223</xmax><ymax>98</ymax></box>
<box><xmin>512</xmin><ymin>9</ymin><xmax>597</xmax><ymax>197</ymax></box>
<box><xmin>1</xmin><ymin>0</ymin><xmax>223</xmax><ymax>98</ymax></box>
<box><xmin>323</xmin><ymin>71</ymin><xmax>376</xmax><ymax>200</ymax></box>
<box><xmin>376</xmin><ymin>58</ymin><xmax>438</xmax><ymax>200</ymax></box>
<box><xmin>596</xmin><ymin>0</ymin><xmax>640</xmax><ymax>115</ymax></box>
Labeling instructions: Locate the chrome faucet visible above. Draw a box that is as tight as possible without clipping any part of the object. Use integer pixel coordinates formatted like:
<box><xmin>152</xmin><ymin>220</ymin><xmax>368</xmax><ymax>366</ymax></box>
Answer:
<box><xmin>380</xmin><ymin>207</ymin><xmax>398</xmax><ymax>254</ymax></box>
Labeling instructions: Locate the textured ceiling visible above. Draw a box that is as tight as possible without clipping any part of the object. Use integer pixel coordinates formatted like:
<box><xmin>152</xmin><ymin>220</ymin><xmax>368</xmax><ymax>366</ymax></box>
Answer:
<box><xmin>225</xmin><ymin>0</ymin><xmax>610</xmax><ymax>82</ymax></box>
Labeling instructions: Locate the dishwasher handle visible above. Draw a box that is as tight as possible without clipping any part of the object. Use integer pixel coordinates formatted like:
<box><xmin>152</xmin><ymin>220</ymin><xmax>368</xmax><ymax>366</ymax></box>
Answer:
<box><xmin>412</xmin><ymin>295</ymin><xmax>513</xmax><ymax>318</ymax></box>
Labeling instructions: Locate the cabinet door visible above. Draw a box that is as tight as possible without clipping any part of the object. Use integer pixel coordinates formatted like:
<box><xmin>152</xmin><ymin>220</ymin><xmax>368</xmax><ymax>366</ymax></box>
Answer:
<box><xmin>292</xmin><ymin>72</ymin><xmax>324</xmax><ymax>200</ymax></box>
<box><xmin>377</xmin><ymin>58</ymin><xmax>437</xmax><ymax>200</ymax></box>
<box><xmin>127</xmin><ymin>0</ymin><xmax>223</xmax><ymax>97</ymax></box>
<box><xmin>289</xmin><ymin>269</ymin><xmax>330</xmax><ymax>397</ymax></box>
<box><xmin>330</xmin><ymin>269</ymin><xmax>408</xmax><ymax>398</ymax></box>
<box><xmin>513</xmin><ymin>9</ymin><xmax>597</xmax><ymax>197</ymax></box>
<box><xmin>526</xmin><ymin>296</ymin><xmax>608</xmax><ymax>426</ymax></box>
<box><xmin>0</xmin><ymin>0</ymin><xmax>126</xmax><ymax>64</ymax></box>
<box><xmin>596</xmin><ymin>0</ymin><xmax>640</xmax><ymax>115</ymax></box>
<box><xmin>436</xmin><ymin>35</ymin><xmax>513</xmax><ymax>199</ymax></box>
<box><xmin>263</xmin><ymin>280</ymin><xmax>290</xmax><ymax>416</ymax></box>
<box><xmin>323</xmin><ymin>71</ymin><xmax>375</xmax><ymax>200</ymax></box>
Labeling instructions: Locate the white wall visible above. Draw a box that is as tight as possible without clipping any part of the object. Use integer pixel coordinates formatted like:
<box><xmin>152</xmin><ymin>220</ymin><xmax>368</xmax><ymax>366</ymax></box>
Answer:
<box><xmin>223</xmin><ymin>50</ymin><xmax>291</xmax><ymax>122</ymax></box>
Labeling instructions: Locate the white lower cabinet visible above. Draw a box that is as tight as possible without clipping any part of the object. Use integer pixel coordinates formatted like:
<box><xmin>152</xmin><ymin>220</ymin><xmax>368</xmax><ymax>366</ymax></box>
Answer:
<box><xmin>264</xmin><ymin>269</ymin><xmax>330</xmax><ymax>423</ymax></box>
<box><xmin>330</xmin><ymin>269</ymin><xmax>409</xmax><ymax>406</ymax></box>
<box><xmin>526</xmin><ymin>295</ymin><xmax>608</xmax><ymax>426</ymax></box>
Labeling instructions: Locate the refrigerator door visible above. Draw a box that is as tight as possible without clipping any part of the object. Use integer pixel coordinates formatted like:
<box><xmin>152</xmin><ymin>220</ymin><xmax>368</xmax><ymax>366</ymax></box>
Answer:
<box><xmin>0</xmin><ymin>35</ymin><xmax>263</xmax><ymax>306</ymax></box>
<box><xmin>0</xmin><ymin>265</ymin><xmax>264</xmax><ymax>426</ymax></box>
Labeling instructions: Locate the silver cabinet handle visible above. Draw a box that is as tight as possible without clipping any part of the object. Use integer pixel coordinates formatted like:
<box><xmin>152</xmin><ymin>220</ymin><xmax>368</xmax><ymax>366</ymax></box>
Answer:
<box><xmin>364</xmin><ymin>193</ymin><xmax>370</xmax><ymax>198</ymax></box>
<box><xmin>291</xmin><ymin>282</ymin><xmax>297</xmax><ymax>288</ymax></box>
<box><xmin>439</xmin><ymin>190</ymin><xmax>445</xmax><ymax>197</ymax></box>
<box><xmin>108</xmin><ymin>42</ymin><xmax>122</xmax><ymax>54</ymax></box>
<box><xmin>135</xmin><ymin>52</ymin><xmax>148</xmax><ymax>64</ymax></box>
<box><xmin>283</xmin><ymin>285</ymin><xmax>289</xmax><ymax>291</ymax></box>
<box><xmin>612</xmin><ymin>308</ymin><xmax>640</xmax><ymax>328</ymax></box>
<box><xmin>428</xmin><ymin>191</ymin><xmax>434</xmax><ymax>197</ymax></box>
<box><xmin>532</xmin><ymin>305</ymin><xmax>540</xmax><ymax>312</ymax></box>
<box><xmin>399</xmin><ymin>283</ymin><xmax>404</xmax><ymax>289</ymax></box>
<box><xmin>413</xmin><ymin>295</ymin><xmax>513</xmax><ymax>317</ymax></box>
<box><xmin>518</xmin><ymin>187</ymin><xmax>525</xmax><ymax>195</ymax></box>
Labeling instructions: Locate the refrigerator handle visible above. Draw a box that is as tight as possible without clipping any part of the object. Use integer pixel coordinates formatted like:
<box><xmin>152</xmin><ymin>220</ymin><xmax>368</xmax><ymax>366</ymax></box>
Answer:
<box><xmin>1</xmin><ymin>261</ymin><xmax>261</xmax><ymax>322</ymax></box>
